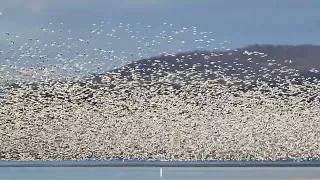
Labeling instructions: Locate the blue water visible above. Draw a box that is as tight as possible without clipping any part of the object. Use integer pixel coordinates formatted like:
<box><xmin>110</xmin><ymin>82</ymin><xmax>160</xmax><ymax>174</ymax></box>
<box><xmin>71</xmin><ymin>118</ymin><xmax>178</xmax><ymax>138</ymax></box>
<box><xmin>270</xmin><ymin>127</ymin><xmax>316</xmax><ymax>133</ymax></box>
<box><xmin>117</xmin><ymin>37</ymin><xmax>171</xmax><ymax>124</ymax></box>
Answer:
<box><xmin>1</xmin><ymin>167</ymin><xmax>319</xmax><ymax>180</ymax></box>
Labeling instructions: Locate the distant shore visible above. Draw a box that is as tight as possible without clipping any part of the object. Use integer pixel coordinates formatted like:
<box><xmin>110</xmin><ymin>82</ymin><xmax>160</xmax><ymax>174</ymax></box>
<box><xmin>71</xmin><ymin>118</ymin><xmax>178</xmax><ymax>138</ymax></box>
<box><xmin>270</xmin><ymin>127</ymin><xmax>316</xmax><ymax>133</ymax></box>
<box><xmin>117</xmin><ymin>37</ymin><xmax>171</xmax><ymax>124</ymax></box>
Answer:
<box><xmin>1</xmin><ymin>160</ymin><xmax>320</xmax><ymax>167</ymax></box>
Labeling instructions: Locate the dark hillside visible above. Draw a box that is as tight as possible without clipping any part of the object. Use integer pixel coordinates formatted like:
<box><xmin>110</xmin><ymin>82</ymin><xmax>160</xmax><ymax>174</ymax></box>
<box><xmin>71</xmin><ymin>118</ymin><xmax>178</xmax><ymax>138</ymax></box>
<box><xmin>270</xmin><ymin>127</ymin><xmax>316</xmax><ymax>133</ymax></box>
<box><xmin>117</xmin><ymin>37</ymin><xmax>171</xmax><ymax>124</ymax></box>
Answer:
<box><xmin>105</xmin><ymin>45</ymin><xmax>320</xmax><ymax>83</ymax></box>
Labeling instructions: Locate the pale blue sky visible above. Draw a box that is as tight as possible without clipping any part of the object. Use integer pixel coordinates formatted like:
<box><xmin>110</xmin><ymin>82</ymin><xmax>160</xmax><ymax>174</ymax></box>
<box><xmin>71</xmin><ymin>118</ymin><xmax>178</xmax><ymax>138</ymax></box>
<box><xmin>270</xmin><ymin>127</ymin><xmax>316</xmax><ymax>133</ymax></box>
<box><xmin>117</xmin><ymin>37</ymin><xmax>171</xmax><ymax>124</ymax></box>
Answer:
<box><xmin>1</xmin><ymin>0</ymin><xmax>320</xmax><ymax>48</ymax></box>
<box><xmin>0</xmin><ymin>0</ymin><xmax>320</xmax><ymax>74</ymax></box>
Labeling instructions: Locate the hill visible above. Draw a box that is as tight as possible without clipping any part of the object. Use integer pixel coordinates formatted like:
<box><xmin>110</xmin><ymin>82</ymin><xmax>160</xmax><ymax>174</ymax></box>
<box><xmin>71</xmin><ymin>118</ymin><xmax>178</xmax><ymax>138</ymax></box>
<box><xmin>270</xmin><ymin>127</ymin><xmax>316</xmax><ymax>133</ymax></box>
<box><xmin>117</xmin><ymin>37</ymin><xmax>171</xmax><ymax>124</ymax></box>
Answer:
<box><xmin>108</xmin><ymin>44</ymin><xmax>320</xmax><ymax>79</ymax></box>
<box><xmin>4</xmin><ymin>44</ymin><xmax>320</xmax><ymax>94</ymax></box>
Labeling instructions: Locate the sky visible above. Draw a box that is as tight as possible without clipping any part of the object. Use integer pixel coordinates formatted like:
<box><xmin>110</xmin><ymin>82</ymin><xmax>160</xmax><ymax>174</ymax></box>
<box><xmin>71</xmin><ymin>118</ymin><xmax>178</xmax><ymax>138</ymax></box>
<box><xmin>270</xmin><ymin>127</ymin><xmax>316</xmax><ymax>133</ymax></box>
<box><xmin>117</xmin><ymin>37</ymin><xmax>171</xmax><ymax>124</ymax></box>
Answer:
<box><xmin>0</xmin><ymin>0</ymin><xmax>320</xmax><ymax>76</ymax></box>
<box><xmin>1</xmin><ymin>0</ymin><xmax>320</xmax><ymax>47</ymax></box>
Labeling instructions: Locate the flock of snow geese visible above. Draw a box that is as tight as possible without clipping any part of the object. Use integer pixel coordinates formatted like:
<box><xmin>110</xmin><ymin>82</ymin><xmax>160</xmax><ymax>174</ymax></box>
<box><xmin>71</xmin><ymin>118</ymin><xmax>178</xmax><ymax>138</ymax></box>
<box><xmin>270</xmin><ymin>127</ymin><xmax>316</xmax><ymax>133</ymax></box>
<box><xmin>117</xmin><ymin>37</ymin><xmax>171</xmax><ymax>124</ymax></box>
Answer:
<box><xmin>0</xmin><ymin>21</ymin><xmax>319</xmax><ymax>161</ymax></box>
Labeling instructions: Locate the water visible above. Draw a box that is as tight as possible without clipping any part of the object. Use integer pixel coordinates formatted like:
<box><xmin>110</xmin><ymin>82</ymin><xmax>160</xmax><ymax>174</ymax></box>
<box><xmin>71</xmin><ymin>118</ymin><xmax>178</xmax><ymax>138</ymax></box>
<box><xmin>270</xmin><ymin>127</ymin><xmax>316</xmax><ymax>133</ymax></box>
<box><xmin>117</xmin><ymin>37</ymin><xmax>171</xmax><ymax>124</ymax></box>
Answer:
<box><xmin>1</xmin><ymin>167</ymin><xmax>319</xmax><ymax>180</ymax></box>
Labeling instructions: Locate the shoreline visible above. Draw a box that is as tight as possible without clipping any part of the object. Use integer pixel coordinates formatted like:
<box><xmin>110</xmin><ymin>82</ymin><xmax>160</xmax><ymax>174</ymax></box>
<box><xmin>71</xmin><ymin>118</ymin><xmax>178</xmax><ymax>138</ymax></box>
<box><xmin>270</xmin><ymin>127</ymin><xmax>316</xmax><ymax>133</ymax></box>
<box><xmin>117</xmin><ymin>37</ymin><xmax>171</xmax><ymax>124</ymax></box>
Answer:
<box><xmin>1</xmin><ymin>160</ymin><xmax>320</xmax><ymax>167</ymax></box>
